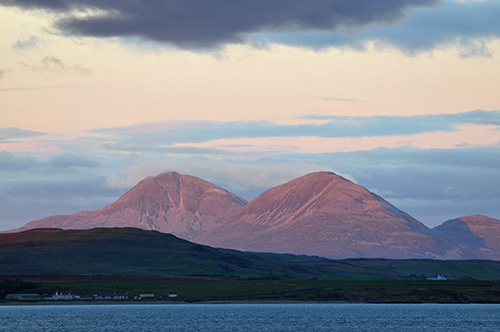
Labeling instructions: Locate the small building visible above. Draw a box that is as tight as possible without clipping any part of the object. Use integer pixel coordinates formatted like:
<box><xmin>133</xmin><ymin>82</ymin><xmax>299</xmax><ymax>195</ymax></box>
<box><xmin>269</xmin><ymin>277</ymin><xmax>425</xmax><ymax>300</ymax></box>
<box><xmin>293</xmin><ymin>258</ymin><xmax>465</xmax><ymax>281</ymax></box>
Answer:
<box><xmin>53</xmin><ymin>291</ymin><xmax>73</xmax><ymax>300</ymax></box>
<box><xmin>6</xmin><ymin>294</ymin><xmax>41</xmax><ymax>301</ymax></box>
<box><xmin>168</xmin><ymin>293</ymin><xmax>178</xmax><ymax>298</ymax></box>
<box><xmin>427</xmin><ymin>274</ymin><xmax>447</xmax><ymax>280</ymax></box>
<box><xmin>92</xmin><ymin>293</ymin><xmax>129</xmax><ymax>300</ymax></box>
<box><xmin>139</xmin><ymin>293</ymin><xmax>155</xmax><ymax>299</ymax></box>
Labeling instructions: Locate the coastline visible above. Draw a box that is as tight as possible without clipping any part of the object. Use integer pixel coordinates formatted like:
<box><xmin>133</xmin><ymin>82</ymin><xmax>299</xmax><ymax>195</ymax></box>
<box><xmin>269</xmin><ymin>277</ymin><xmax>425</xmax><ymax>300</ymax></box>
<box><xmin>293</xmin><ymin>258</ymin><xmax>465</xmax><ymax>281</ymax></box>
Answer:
<box><xmin>3</xmin><ymin>298</ymin><xmax>500</xmax><ymax>306</ymax></box>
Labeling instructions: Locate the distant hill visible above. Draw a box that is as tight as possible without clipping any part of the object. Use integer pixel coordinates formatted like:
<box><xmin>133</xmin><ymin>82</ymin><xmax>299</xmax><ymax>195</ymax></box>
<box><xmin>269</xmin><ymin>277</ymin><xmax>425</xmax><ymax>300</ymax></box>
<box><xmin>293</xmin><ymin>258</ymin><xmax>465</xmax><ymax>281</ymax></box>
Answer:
<box><xmin>433</xmin><ymin>215</ymin><xmax>500</xmax><ymax>260</ymax></box>
<box><xmin>0</xmin><ymin>227</ymin><xmax>296</xmax><ymax>277</ymax></box>
<box><xmin>3</xmin><ymin>228</ymin><xmax>500</xmax><ymax>280</ymax></box>
<box><xmin>8</xmin><ymin>172</ymin><xmax>247</xmax><ymax>240</ymax></box>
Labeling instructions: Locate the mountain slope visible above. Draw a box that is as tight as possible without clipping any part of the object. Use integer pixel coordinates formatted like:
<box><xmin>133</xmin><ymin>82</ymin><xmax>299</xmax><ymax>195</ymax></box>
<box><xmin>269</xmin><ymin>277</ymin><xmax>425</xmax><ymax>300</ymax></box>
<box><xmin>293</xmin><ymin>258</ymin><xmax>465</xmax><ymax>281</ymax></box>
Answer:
<box><xmin>195</xmin><ymin>172</ymin><xmax>461</xmax><ymax>259</ymax></box>
<box><xmin>10</xmin><ymin>172</ymin><xmax>247</xmax><ymax>239</ymax></box>
<box><xmin>433</xmin><ymin>215</ymin><xmax>500</xmax><ymax>259</ymax></box>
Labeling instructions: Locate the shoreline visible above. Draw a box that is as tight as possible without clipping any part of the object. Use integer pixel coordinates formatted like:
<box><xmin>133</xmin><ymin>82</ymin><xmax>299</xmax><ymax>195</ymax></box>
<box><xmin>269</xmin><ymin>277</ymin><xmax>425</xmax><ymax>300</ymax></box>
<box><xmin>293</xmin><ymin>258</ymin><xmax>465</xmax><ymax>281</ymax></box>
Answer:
<box><xmin>2</xmin><ymin>299</ymin><xmax>500</xmax><ymax>306</ymax></box>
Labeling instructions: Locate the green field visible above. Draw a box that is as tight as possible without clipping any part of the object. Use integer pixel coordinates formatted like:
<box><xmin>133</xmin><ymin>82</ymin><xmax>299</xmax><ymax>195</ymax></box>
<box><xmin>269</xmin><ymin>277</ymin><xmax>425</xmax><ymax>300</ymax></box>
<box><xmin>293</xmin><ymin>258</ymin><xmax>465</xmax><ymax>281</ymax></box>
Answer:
<box><xmin>2</xmin><ymin>275</ymin><xmax>500</xmax><ymax>303</ymax></box>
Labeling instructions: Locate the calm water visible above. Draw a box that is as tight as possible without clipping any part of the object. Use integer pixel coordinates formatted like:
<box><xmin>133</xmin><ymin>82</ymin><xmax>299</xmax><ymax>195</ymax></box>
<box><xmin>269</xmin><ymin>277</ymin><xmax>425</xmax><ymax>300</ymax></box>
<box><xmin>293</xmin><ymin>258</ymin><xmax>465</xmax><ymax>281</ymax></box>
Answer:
<box><xmin>0</xmin><ymin>303</ymin><xmax>499</xmax><ymax>332</ymax></box>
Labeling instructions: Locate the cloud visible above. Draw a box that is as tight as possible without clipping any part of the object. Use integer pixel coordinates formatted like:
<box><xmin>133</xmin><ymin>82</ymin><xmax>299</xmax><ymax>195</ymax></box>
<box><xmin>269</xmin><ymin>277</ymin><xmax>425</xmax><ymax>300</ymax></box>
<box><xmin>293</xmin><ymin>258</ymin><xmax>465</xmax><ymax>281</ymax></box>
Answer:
<box><xmin>374</xmin><ymin>0</ymin><xmax>500</xmax><ymax>54</ymax></box>
<box><xmin>102</xmin><ymin>156</ymin><xmax>352</xmax><ymax>199</ymax></box>
<box><xmin>442</xmin><ymin>185</ymin><xmax>469</xmax><ymax>198</ymax></box>
<box><xmin>459</xmin><ymin>39</ymin><xmax>493</xmax><ymax>58</ymax></box>
<box><xmin>0</xmin><ymin>151</ymin><xmax>42</xmax><ymax>171</ymax></box>
<box><xmin>2</xmin><ymin>0</ymin><xmax>439</xmax><ymax>49</ymax></box>
<box><xmin>262</xmin><ymin>0</ymin><xmax>500</xmax><ymax>54</ymax></box>
<box><xmin>0</xmin><ymin>127</ymin><xmax>45</xmax><ymax>140</ymax></box>
<box><xmin>91</xmin><ymin>110</ymin><xmax>500</xmax><ymax>149</ymax></box>
<box><xmin>1</xmin><ymin>110</ymin><xmax>499</xmax><ymax>230</ymax></box>
<box><xmin>49</xmin><ymin>153</ymin><xmax>100</xmax><ymax>168</ymax></box>
<box><xmin>4</xmin><ymin>0</ymin><xmax>499</xmax><ymax>53</ymax></box>
<box><xmin>0</xmin><ymin>150</ymin><xmax>124</xmax><ymax>228</ymax></box>
<box><xmin>13</xmin><ymin>35</ymin><xmax>38</xmax><ymax>49</ymax></box>
<box><xmin>100</xmin><ymin>143</ymin><xmax>229</xmax><ymax>155</ymax></box>
<box><xmin>174</xmin><ymin>123</ymin><xmax>500</xmax><ymax>153</ymax></box>
<box><xmin>0</xmin><ymin>69</ymin><xmax>5</xmax><ymax>80</ymax></box>
<box><xmin>0</xmin><ymin>174</ymin><xmax>124</xmax><ymax>228</ymax></box>
<box><xmin>21</xmin><ymin>56</ymin><xmax>92</xmax><ymax>76</ymax></box>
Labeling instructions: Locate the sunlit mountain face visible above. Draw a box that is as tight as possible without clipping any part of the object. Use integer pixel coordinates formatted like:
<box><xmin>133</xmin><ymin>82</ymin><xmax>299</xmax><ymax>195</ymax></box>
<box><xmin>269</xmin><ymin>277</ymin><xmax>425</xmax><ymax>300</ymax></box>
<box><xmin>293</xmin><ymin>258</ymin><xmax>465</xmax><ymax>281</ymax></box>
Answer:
<box><xmin>8</xmin><ymin>172</ymin><xmax>247</xmax><ymax>240</ymax></box>
<box><xmin>8</xmin><ymin>171</ymin><xmax>500</xmax><ymax>260</ymax></box>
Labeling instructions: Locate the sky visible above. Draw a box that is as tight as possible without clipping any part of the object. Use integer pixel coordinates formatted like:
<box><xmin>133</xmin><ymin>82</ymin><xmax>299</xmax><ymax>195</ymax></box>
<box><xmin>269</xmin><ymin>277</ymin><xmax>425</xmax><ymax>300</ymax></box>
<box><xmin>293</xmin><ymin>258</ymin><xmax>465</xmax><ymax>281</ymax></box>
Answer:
<box><xmin>1</xmin><ymin>0</ymin><xmax>499</xmax><ymax>230</ymax></box>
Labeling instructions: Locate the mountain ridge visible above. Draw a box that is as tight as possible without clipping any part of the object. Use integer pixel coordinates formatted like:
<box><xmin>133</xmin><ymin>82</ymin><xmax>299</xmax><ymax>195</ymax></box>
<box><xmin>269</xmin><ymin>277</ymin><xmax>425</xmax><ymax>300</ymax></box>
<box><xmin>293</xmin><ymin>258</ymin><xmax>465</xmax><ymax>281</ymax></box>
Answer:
<box><xmin>4</xmin><ymin>170</ymin><xmax>499</xmax><ymax>260</ymax></box>
<box><xmin>194</xmin><ymin>172</ymin><xmax>462</xmax><ymax>259</ymax></box>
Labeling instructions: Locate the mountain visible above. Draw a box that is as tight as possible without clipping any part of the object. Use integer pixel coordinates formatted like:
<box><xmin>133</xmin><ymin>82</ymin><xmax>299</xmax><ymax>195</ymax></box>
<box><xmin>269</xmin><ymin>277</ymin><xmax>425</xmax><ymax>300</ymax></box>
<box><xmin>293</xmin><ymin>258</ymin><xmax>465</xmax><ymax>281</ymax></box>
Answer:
<box><xmin>7</xmin><ymin>170</ymin><xmax>499</xmax><ymax>260</ymax></box>
<box><xmin>9</xmin><ymin>172</ymin><xmax>247</xmax><ymax>240</ymax></box>
<box><xmin>194</xmin><ymin>172</ymin><xmax>461</xmax><ymax>259</ymax></box>
<box><xmin>3</xmin><ymin>227</ymin><xmax>500</xmax><ymax>280</ymax></box>
<box><xmin>433</xmin><ymin>215</ymin><xmax>500</xmax><ymax>259</ymax></box>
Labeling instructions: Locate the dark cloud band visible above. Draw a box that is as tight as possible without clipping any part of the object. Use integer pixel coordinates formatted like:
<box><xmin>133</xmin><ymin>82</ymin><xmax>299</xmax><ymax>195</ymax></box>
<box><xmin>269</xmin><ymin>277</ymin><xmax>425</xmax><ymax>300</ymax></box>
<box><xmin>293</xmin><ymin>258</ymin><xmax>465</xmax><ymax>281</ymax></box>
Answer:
<box><xmin>2</xmin><ymin>0</ymin><xmax>439</xmax><ymax>48</ymax></box>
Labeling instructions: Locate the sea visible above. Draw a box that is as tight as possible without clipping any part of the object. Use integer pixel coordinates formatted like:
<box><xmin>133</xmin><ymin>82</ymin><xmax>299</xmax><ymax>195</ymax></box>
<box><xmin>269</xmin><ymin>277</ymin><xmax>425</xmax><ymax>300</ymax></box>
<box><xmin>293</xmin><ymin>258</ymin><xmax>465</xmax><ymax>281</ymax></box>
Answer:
<box><xmin>0</xmin><ymin>303</ymin><xmax>499</xmax><ymax>331</ymax></box>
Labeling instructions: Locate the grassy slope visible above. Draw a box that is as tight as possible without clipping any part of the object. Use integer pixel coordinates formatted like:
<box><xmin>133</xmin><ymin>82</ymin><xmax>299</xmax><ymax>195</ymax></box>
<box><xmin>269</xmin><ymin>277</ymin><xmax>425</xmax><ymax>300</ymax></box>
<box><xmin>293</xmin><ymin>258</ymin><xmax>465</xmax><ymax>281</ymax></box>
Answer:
<box><xmin>1</xmin><ymin>227</ymin><xmax>500</xmax><ymax>280</ymax></box>
<box><xmin>0</xmin><ymin>228</ymin><xmax>303</xmax><ymax>277</ymax></box>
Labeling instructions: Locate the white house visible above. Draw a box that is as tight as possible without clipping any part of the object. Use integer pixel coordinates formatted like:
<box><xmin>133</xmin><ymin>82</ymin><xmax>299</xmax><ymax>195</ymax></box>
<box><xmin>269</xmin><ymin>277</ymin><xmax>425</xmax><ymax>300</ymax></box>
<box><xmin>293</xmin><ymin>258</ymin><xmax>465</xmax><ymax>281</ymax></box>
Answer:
<box><xmin>427</xmin><ymin>274</ymin><xmax>447</xmax><ymax>280</ymax></box>
<box><xmin>53</xmin><ymin>291</ymin><xmax>73</xmax><ymax>300</ymax></box>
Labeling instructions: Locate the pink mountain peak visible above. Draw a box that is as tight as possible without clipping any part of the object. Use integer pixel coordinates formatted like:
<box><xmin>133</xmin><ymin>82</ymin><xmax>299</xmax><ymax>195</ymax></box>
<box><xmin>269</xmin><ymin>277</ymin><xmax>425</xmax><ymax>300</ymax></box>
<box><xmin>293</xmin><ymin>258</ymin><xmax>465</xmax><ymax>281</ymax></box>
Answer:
<box><xmin>194</xmin><ymin>171</ymin><xmax>453</xmax><ymax>259</ymax></box>
<box><xmin>10</xmin><ymin>171</ymin><xmax>247</xmax><ymax>240</ymax></box>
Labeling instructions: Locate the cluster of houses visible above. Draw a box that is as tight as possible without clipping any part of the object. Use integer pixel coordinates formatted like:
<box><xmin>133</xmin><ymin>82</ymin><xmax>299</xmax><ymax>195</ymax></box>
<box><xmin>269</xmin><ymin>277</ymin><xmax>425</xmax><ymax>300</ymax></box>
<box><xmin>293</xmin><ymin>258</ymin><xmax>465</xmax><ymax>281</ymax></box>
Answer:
<box><xmin>6</xmin><ymin>291</ymin><xmax>79</xmax><ymax>301</ymax></box>
<box><xmin>5</xmin><ymin>291</ymin><xmax>178</xmax><ymax>301</ymax></box>
<box><xmin>6</xmin><ymin>291</ymin><xmax>129</xmax><ymax>301</ymax></box>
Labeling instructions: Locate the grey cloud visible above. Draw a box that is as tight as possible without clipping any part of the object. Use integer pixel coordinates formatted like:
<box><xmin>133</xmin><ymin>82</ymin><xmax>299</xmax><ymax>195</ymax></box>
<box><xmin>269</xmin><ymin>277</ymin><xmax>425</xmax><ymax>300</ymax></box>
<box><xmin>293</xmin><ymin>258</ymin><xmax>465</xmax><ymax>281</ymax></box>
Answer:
<box><xmin>0</xmin><ymin>127</ymin><xmax>46</xmax><ymax>140</ymax></box>
<box><xmin>4</xmin><ymin>176</ymin><xmax>112</xmax><ymax>199</ymax></box>
<box><xmin>13</xmin><ymin>35</ymin><xmax>38</xmax><ymax>49</ymax></box>
<box><xmin>22</xmin><ymin>56</ymin><xmax>92</xmax><ymax>76</ymax></box>
<box><xmin>459</xmin><ymin>39</ymin><xmax>493</xmax><ymax>58</ymax></box>
<box><xmin>2</xmin><ymin>0</ymin><xmax>439</xmax><ymax>49</ymax></box>
<box><xmin>103</xmin><ymin>156</ymin><xmax>335</xmax><ymax>199</ymax></box>
<box><xmin>0</xmin><ymin>69</ymin><xmax>5</xmax><ymax>80</ymax></box>
<box><xmin>0</xmin><ymin>150</ymin><xmax>125</xmax><ymax>229</ymax></box>
<box><xmin>49</xmin><ymin>153</ymin><xmax>100</xmax><ymax>168</ymax></box>
<box><xmin>265</xmin><ymin>0</ymin><xmax>500</xmax><ymax>54</ymax></box>
<box><xmin>0</xmin><ymin>151</ymin><xmax>42</xmax><ymax>171</ymax></box>
<box><xmin>389</xmin><ymin>197</ymin><xmax>500</xmax><ymax>228</ymax></box>
<box><xmin>101</xmin><ymin>143</ymin><xmax>230</xmax><ymax>155</ymax></box>
<box><xmin>0</xmin><ymin>175</ymin><xmax>124</xmax><ymax>228</ymax></box>
<box><xmin>91</xmin><ymin>110</ymin><xmax>500</xmax><ymax>146</ymax></box>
